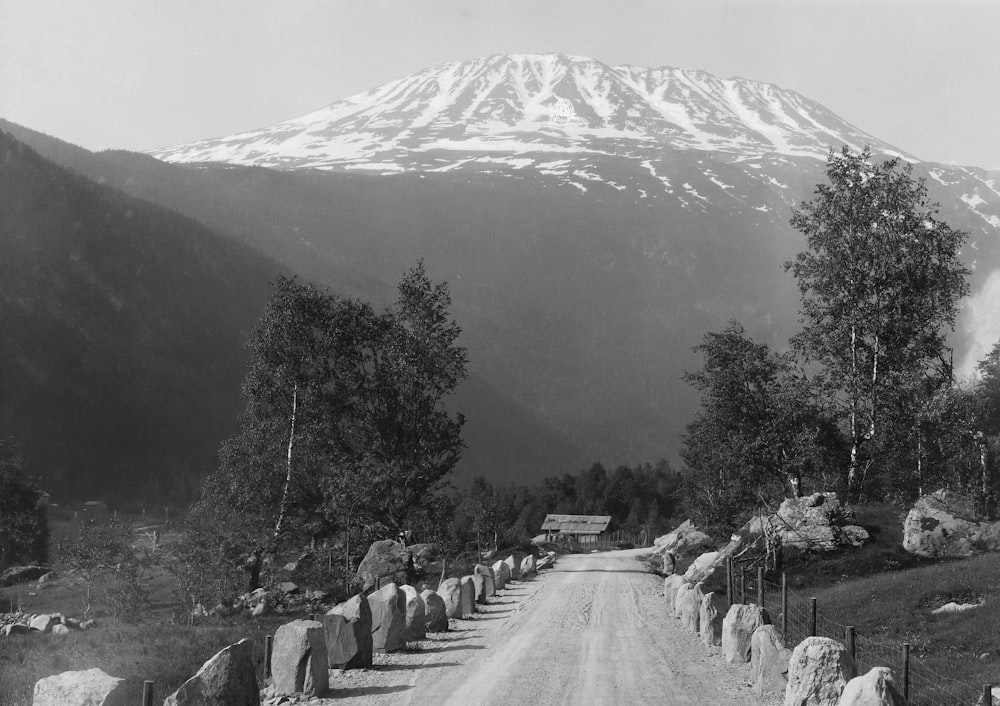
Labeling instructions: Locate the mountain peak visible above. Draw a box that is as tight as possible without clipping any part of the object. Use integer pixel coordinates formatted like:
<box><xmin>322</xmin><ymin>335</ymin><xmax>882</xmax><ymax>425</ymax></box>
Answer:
<box><xmin>149</xmin><ymin>53</ymin><xmax>906</xmax><ymax>175</ymax></box>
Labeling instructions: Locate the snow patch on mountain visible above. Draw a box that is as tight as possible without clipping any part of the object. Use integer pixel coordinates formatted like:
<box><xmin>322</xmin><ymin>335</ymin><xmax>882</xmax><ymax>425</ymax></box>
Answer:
<box><xmin>149</xmin><ymin>53</ymin><xmax>906</xmax><ymax>183</ymax></box>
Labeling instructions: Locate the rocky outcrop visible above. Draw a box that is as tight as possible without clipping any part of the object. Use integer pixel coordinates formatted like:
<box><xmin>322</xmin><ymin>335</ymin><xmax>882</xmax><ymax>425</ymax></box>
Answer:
<box><xmin>271</xmin><ymin>620</ymin><xmax>327</xmax><ymax>697</ymax></box>
<box><xmin>722</xmin><ymin>604</ymin><xmax>770</xmax><ymax>664</ymax></box>
<box><xmin>323</xmin><ymin>594</ymin><xmax>373</xmax><ymax>669</ymax></box>
<box><xmin>902</xmin><ymin>489</ymin><xmax>1000</xmax><ymax>557</ymax></box>
<box><xmin>34</xmin><ymin>668</ymin><xmax>128</xmax><ymax>706</ymax></box>
<box><xmin>836</xmin><ymin>667</ymin><xmax>906</xmax><ymax>706</ymax></box>
<box><xmin>751</xmin><ymin>625</ymin><xmax>792</xmax><ymax>697</ymax></box>
<box><xmin>401</xmin><ymin>584</ymin><xmax>426</xmax><ymax>641</ymax></box>
<box><xmin>699</xmin><ymin>591</ymin><xmax>728</xmax><ymax>647</ymax></box>
<box><xmin>750</xmin><ymin>493</ymin><xmax>869</xmax><ymax>552</ymax></box>
<box><xmin>165</xmin><ymin>639</ymin><xmax>259</xmax><ymax>706</ymax></box>
<box><xmin>368</xmin><ymin>582</ymin><xmax>407</xmax><ymax>653</ymax></box>
<box><xmin>785</xmin><ymin>636</ymin><xmax>856</xmax><ymax>706</ymax></box>
<box><xmin>421</xmin><ymin>589</ymin><xmax>449</xmax><ymax>632</ymax></box>
<box><xmin>355</xmin><ymin>540</ymin><xmax>412</xmax><ymax>591</ymax></box>
<box><xmin>439</xmin><ymin>578</ymin><xmax>464</xmax><ymax>619</ymax></box>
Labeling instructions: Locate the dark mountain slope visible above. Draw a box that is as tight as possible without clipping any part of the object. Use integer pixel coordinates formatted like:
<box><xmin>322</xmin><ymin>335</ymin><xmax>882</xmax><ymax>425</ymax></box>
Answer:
<box><xmin>0</xmin><ymin>131</ymin><xmax>284</xmax><ymax>502</ymax></box>
<box><xmin>0</xmin><ymin>127</ymin><xmax>586</xmax><ymax>499</ymax></box>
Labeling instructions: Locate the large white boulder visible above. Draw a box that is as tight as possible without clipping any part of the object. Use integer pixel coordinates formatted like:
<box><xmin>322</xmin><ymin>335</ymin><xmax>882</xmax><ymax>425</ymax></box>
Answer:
<box><xmin>836</xmin><ymin>667</ymin><xmax>906</xmax><ymax>706</ymax></box>
<box><xmin>784</xmin><ymin>636</ymin><xmax>856</xmax><ymax>706</ymax></box>
<box><xmin>902</xmin><ymin>489</ymin><xmax>1000</xmax><ymax>557</ymax></box>
<box><xmin>678</xmin><ymin>583</ymin><xmax>703</xmax><ymax>633</ymax></box>
<box><xmin>653</xmin><ymin>519</ymin><xmax>712</xmax><ymax>556</ymax></box>
<box><xmin>722</xmin><ymin>604</ymin><xmax>770</xmax><ymax>664</ymax></box>
<box><xmin>459</xmin><ymin>575</ymin><xmax>477</xmax><ymax>615</ymax></box>
<box><xmin>34</xmin><ymin>668</ymin><xmax>128</xmax><ymax>706</ymax></box>
<box><xmin>520</xmin><ymin>554</ymin><xmax>537</xmax><ymax>577</ymax></box>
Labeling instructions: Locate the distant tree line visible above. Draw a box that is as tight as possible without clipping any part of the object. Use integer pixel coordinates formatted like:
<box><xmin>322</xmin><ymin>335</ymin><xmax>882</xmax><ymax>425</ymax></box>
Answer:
<box><xmin>0</xmin><ymin>437</ymin><xmax>48</xmax><ymax>569</ymax></box>
<box><xmin>681</xmin><ymin>147</ymin><xmax>1000</xmax><ymax>533</ymax></box>
<box><xmin>448</xmin><ymin>461</ymin><xmax>682</xmax><ymax>553</ymax></box>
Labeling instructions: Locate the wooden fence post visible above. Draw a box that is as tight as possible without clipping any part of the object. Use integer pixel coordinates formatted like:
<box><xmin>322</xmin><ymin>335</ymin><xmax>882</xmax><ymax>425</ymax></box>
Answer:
<box><xmin>739</xmin><ymin>565</ymin><xmax>746</xmax><ymax>604</ymax></box>
<box><xmin>265</xmin><ymin>635</ymin><xmax>273</xmax><ymax>679</ymax></box>
<box><xmin>809</xmin><ymin>597</ymin><xmax>817</xmax><ymax>637</ymax></box>
<box><xmin>726</xmin><ymin>558</ymin><xmax>734</xmax><ymax>608</ymax></box>
<box><xmin>845</xmin><ymin>626</ymin><xmax>856</xmax><ymax>661</ymax></box>
<box><xmin>781</xmin><ymin>573</ymin><xmax>788</xmax><ymax>638</ymax></box>
<box><xmin>984</xmin><ymin>684</ymin><xmax>993</xmax><ymax>706</ymax></box>
<box><xmin>756</xmin><ymin>567</ymin><xmax>764</xmax><ymax>608</ymax></box>
<box><xmin>902</xmin><ymin>643</ymin><xmax>910</xmax><ymax>702</ymax></box>
<box><xmin>142</xmin><ymin>681</ymin><xmax>154</xmax><ymax>706</ymax></box>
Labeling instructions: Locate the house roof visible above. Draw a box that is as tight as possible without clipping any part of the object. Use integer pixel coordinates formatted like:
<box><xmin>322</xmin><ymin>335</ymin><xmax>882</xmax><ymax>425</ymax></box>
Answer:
<box><xmin>540</xmin><ymin>514</ymin><xmax>612</xmax><ymax>534</ymax></box>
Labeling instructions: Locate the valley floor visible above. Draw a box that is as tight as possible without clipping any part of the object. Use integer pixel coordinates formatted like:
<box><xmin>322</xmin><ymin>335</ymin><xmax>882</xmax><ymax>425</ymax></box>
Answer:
<box><xmin>312</xmin><ymin>549</ymin><xmax>773</xmax><ymax>706</ymax></box>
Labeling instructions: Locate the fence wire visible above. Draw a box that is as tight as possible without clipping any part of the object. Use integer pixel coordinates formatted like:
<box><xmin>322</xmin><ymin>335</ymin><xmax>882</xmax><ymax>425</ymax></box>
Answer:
<box><xmin>730</xmin><ymin>568</ymin><xmax>989</xmax><ymax>706</ymax></box>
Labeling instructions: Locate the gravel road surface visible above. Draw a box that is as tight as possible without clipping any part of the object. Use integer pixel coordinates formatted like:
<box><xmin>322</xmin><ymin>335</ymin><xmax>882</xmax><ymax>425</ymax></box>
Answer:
<box><xmin>318</xmin><ymin>549</ymin><xmax>769</xmax><ymax>705</ymax></box>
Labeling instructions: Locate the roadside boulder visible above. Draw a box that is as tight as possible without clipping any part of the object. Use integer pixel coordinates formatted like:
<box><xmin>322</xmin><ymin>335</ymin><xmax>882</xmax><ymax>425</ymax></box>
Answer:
<box><xmin>271</xmin><ymin>620</ymin><xmax>327</xmax><ymax>697</ymax></box>
<box><xmin>837</xmin><ymin>667</ymin><xmax>906</xmax><ymax>706</ymax></box>
<box><xmin>355</xmin><ymin>540</ymin><xmax>412</xmax><ymax>591</ymax></box>
<box><xmin>751</xmin><ymin>625</ymin><xmax>792</xmax><ymax>696</ymax></box>
<box><xmin>29</xmin><ymin>614</ymin><xmax>55</xmax><ymax>633</ymax></box>
<box><xmin>368</xmin><ymin>582</ymin><xmax>407</xmax><ymax>653</ymax></box>
<box><xmin>661</xmin><ymin>551</ymin><xmax>676</xmax><ymax>576</ymax></box>
<box><xmin>439</xmin><ymin>577</ymin><xmax>464</xmax><ymax>619</ymax></box>
<box><xmin>1</xmin><ymin>565</ymin><xmax>52</xmax><ymax>587</ymax></box>
<box><xmin>504</xmin><ymin>554</ymin><xmax>521</xmax><ymax>581</ymax></box>
<box><xmin>474</xmin><ymin>564</ymin><xmax>496</xmax><ymax>597</ymax></box>
<box><xmin>401</xmin><ymin>584</ymin><xmax>426</xmax><ymax>641</ymax></box>
<box><xmin>902</xmin><ymin>489</ymin><xmax>1000</xmax><ymax>557</ymax></box>
<box><xmin>421</xmin><ymin>589</ymin><xmax>449</xmax><ymax>632</ymax></box>
<box><xmin>722</xmin><ymin>604</ymin><xmax>771</xmax><ymax>664</ymax></box>
<box><xmin>323</xmin><ymin>594</ymin><xmax>373</xmax><ymax>669</ymax></box>
<box><xmin>34</xmin><ymin>668</ymin><xmax>128</xmax><ymax>706</ymax></box>
<box><xmin>785</xmin><ymin>636</ymin><xmax>856</xmax><ymax>706</ymax></box>
<box><xmin>460</xmin><ymin>576</ymin><xmax>477</xmax><ymax>615</ymax></box>
<box><xmin>164</xmin><ymin>639</ymin><xmax>259</xmax><ymax>706</ymax></box>
<box><xmin>520</xmin><ymin>554</ymin><xmax>537</xmax><ymax>577</ymax></box>
<box><xmin>492</xmin><ymin>560</ymin><xmax>511</xmax><ymax>590</ymax></box>
<box><xmin>699</xmin><ymin>591</ymin><xmax>728</xmax><ymax>647</ymax></box>
<box><xmin>678</xmin><ymin>583</ymin><xmax>703</xmax><ymax>633</ymax></box>
<box><xmin>664</xmin><ymin>574</ymin><xmax>687</xmax><ymax>611</ymax></box>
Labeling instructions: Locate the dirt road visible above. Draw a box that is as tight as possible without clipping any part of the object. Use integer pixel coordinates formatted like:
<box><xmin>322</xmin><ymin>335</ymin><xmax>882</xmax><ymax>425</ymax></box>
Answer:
<box><xmin>323</xmin><ymin>549</ymin><xmax>767</xmax><ymax>705</ymax></box>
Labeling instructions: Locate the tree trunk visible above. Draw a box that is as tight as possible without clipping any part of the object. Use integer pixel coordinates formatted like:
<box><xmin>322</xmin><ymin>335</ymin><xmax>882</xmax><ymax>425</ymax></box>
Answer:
<box><xmin>847</xmin><ymin>325</ymin><xmax>860</xmax><ymax>500</ymax></box>
<box><xmin>272</xmin><ymin>383</ymin><xmax>298</xmax><ymax>545</ymax></box>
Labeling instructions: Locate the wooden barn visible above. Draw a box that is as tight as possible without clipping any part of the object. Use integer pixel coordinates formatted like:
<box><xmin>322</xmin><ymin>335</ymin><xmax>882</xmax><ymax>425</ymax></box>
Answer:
<box><xmin>540</xmin><ymin>514</ymin><xmax>612</xmax><ymax>546</ymax></box>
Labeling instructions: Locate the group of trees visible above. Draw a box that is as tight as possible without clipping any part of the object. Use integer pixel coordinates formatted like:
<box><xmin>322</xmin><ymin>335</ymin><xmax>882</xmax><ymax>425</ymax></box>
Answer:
<box><xmin>0</xmin><ymin>437</ymin><xmax>48</xmax><ymax>569</ymax></box>
<box><xmin>682</xmin><ymin>147</ymin><xmax>996</xmax><ymax>532</ymax></box>
<box><xmin>451</xmin><ymin>461</ymin><xmax>681</xmax><ymax>553</ymax></box>
<box><xmin>180</xmin><ymin>262</ymin><xmax>467</xmax><ymax>598</ymax></box>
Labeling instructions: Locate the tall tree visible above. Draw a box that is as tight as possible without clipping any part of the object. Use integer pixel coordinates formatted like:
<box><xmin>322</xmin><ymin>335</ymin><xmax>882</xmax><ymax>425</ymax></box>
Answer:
<box><xmin>0</xmin><ymin>437</ymin><xmax>48</xmax><ymax>569</ymax></box>
<box><xmin>786</xmin><ymin>147</ymin><xmax>970</xmax><ymax>500</ymax></box>
<box><xmin>681</xmin><ymin>323</ymin><xmax>842</xmax><ymax>531</ymax></box>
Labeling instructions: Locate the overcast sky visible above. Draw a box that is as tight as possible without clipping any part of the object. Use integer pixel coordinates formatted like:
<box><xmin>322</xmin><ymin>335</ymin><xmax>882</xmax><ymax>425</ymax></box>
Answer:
<box><xmin>2</xmin><ymin>0</ymin><xmax>998</xmax><ymax>169</ymax></box>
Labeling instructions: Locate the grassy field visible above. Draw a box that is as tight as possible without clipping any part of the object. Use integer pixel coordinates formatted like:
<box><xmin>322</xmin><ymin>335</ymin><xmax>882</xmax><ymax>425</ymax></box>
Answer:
<box><xmin>0</xmin><ymin>617</ymin><xmax>286</xmax><ymax>706</ymax></box>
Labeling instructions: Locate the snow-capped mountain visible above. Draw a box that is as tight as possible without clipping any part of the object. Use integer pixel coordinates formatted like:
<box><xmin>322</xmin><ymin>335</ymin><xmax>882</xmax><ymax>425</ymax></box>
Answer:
<box><xmin>150</xmin><ymin>53</ymin><xmax>905</xmax><ymax>178</ymax></box>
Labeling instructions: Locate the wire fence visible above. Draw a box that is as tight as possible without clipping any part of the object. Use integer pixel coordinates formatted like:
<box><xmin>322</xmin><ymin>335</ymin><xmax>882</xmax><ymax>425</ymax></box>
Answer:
<box><xmin>732</xmin><ymin>561</ymin><xmax>988</xmax><ymax>706</ymax></box>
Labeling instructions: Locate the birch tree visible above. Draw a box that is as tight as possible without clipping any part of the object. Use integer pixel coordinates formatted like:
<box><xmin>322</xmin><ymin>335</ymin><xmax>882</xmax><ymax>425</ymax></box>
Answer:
<box><xmin>786</xmin><ymin>147</ymin><xmax>969</xmax><ymax>500</ymax></box>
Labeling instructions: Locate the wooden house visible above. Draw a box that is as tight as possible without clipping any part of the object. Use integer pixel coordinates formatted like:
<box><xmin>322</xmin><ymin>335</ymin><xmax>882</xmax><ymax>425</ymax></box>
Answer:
<box><xmin>540</xmin><ymin>514</ymin><xmax>612</xmax><ymax>546</ymax></box>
